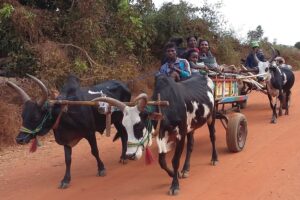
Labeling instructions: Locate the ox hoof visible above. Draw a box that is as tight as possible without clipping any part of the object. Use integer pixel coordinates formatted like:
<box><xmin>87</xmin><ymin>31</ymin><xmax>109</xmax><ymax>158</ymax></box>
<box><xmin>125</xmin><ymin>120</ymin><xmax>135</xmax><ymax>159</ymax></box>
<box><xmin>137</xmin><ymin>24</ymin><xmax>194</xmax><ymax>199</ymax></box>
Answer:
<box><xmin>168</xmin><ymin>187</ymin><xmax>180</xmax><ymax>196</ymax></box>
<box><xmin>119</xmin><ymin>158</ymin><xmax>128</xmax><ymax>164</ymax></box>
<box><xmin>179</xmin><ymin>170</ymin><xmax>189</xmax><ymax>179</ymax></box>
<box><xmin>97</xmin><ymin>169</ymin><xmax>106</xmax><ymax>177</ymax></box>
<box><xmin>270</xmin><ymin>119</ymin><xmax>277</xmax><ymax>124</ymax></box>
<box><xmin>58</xmin><ymin>182</ymin><xmax>69</xmax><ymax>189</ymax></box>
<box><xmin>211</xmin><ymin>160</ymin><xmax>218</xmax><ymax>166</ymax></box>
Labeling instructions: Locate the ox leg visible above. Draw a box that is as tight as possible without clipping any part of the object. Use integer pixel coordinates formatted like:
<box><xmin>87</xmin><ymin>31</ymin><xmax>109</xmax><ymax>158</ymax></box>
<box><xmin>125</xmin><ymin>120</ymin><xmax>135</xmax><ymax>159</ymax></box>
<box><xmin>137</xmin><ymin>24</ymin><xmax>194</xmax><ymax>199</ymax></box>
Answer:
<box><xmin>208</xmin><ymin>117</ymin><xmax>218</xmax><ymax>165</ymax></box>
<box><xmin>169</xmin><ymin>132</ymin><xmax>186</xmax><ymax>195</ymax></box>
<box><xmin>267</xmin><ymin>91</ymin><xmax>277</xmax><ymax>124</ymax></box>
<box><xmin>180</xmin><ymin>131</ymin><xmax>194</xmax><ymax>178</ymax></box>
<box><xmin>278</xmin><ymin>90</ymin><xmax>284</xmax><ymax>116</ymax></box>
<box><xmin>59</xmin><ymin>145</ymin><xmax>72</xmax><ymax>189</ymax></box>
<box><xmin>285</xmin><ymin>90</ymin><xmax>291</xmax><ymax>115</ymax></box>
<box><xmin>87</xmin><ymin>134</ymin><xmax>106</xmax><ymax>177</ymax></box>
<box><xmin>114</xmin><ymin>122</ymin><xmax>128</xmax><ymax>164</ymax></box>
<box><xmin>159</xmin><ymin>153</ymin><xmax>174</xmax><ymax>177</ymax></box>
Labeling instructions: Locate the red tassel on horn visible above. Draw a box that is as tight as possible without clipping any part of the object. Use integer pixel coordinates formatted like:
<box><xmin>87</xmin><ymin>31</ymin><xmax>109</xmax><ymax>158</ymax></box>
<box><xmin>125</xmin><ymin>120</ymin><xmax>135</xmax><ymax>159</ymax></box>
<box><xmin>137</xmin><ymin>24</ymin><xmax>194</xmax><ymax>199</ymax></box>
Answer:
<box><xmin>29</xmin><ymin>138</ymin><xmax>38</xmax><ymax>153</ymax></box>
<box><xmin>145</xmin><ymin>147</ymin><xmax>154</xmax><ymax>165</ymax></box>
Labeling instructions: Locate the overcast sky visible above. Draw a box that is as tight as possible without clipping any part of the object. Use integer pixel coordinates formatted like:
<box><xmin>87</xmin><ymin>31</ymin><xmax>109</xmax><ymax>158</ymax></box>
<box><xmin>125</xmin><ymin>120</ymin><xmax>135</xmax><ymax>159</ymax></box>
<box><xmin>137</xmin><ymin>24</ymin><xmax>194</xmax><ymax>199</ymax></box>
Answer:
<box><xmin>152</xmin><ymin>0</ymin><xmax>300</xmax><ymax>46</ymax></box>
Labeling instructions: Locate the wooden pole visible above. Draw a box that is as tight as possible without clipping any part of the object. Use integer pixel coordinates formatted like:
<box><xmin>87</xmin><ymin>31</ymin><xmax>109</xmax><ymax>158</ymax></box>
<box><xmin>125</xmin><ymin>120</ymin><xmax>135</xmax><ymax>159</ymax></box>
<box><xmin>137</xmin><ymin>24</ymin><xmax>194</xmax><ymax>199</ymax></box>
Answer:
<box><xmin>153</xmin><ymin>93</ymin><xmax>162</xmax><ymax>137</ymax></box>
<box><xmin>49</xmin><ymin>99</ymin><xmax>169</xmax><ymax>107</ymax></box>
<box><xmin>105</xmin><ymin>106</ymin><xmax>111</xmax><ymax>137</ymax></box>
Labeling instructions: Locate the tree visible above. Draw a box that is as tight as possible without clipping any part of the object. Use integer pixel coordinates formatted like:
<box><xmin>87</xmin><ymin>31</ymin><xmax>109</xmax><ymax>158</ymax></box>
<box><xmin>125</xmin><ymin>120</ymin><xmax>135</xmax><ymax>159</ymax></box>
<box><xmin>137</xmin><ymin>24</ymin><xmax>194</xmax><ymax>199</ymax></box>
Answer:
<box><xmin>247</xmin><ymin>25</ymin><xmax>264</xmax><ymax>42</ymax></box>
<box><xmin>294</xmin><ymin>42</ymin><xmax>300</xmax><ymax>49</ymax></box>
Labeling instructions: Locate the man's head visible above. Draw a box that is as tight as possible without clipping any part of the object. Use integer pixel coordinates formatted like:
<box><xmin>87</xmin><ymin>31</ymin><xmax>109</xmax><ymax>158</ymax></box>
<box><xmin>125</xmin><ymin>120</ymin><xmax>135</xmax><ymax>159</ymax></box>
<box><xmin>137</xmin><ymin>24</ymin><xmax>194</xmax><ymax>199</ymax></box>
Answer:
<box><xmin>275</xmin><ymin>56</ymin><xmax>285</xmax><ymax>65</ymax></box>
<box><xmin>165</xmin><ymin>42</ymin><xmax>177</xmax><ymax>61</ymax></box>
<box><xmin>186</xmin><ymin>49</ymin><xmax>199</xmax><ymax>63</ymax></box>
<box><xmin>186</xmin><ymin>36</ymin><xmax>198</xmax><ymax>49</ymax></box>
<box><xmin>199</xmin><ymin>40</ymin><xmax>209</xmax><ymax>53</ymax></box>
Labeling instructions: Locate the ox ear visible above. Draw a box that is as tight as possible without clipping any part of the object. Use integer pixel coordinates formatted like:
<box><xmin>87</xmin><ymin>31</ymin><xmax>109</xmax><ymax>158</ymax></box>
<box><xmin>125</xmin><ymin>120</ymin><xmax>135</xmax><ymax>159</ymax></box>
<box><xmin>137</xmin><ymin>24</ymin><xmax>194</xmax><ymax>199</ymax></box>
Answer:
<box><xmin>148</xmin><ymin>112</ymin><xmax>163</xmax><ymax>121</ymax></box>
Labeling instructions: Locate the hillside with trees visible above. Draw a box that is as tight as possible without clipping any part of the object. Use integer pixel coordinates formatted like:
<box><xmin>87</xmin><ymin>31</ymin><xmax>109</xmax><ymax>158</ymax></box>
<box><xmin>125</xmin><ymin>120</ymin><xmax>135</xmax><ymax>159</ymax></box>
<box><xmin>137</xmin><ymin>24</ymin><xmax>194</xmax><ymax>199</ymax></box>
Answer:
<box><xmin>0</xmin><ymin>0</ymin><xmax>299</xmax><ymax>148</ymax></box>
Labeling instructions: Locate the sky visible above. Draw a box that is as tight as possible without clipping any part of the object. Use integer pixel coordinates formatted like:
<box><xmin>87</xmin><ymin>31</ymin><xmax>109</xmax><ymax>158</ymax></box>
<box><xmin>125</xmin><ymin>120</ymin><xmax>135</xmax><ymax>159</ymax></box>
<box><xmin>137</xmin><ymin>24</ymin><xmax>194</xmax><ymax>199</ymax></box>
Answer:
<box><xmin>152</xmin><ymin>0</ymin><xmax>300</xmax><ymax>46</ymax></box>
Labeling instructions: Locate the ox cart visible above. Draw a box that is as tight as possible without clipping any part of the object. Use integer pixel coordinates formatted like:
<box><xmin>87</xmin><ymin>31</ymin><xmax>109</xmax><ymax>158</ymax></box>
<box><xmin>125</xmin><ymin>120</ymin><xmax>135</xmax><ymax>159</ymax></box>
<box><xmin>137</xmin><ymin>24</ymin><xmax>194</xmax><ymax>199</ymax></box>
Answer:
<box><xmin>209</xmin><ymin>72</ymin><xmax>248</xmax><ymax>152</ymax></box>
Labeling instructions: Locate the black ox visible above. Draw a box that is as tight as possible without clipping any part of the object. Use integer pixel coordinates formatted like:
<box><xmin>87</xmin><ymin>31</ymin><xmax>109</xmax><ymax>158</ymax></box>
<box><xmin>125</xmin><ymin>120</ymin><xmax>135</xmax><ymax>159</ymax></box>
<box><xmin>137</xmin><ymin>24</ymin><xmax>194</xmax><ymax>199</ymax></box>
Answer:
<box><xmin>94</xmin><ymin>74</ymin><xmax>218</xmax><ymax>195</ymax></box>
<box><xmin>7</xmin><ymin>75</ymin><xmax>131</xmax><ymax>188</ymax></box>
<box><xmin>254</xmin><ymin>48</ymin><xmax>295</xmax><ymax>123</ymax></box>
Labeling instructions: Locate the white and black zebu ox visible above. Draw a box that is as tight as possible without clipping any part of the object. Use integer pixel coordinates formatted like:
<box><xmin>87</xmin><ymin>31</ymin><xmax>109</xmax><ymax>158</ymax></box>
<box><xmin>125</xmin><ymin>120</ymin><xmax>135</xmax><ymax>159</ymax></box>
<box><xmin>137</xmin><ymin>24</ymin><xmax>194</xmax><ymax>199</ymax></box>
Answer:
<box><xmin>254</xmin><ymin>48</ymin><xmax>295</xmax><ymax>123</ymax></box>
<box><xmin>6</xmin><ymin>74</ymin><xmax>131</xmax><ymax>188</ymax></box>
<box><xmin>93</xmin><ymin>74</ymin><xmax>218</xmax><ymax>195</ymax></box>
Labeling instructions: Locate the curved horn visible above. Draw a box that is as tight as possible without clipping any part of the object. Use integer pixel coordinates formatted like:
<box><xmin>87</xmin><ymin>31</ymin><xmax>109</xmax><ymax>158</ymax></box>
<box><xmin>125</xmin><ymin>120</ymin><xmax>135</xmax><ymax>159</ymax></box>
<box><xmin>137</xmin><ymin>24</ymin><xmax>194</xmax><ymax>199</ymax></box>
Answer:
<box><xmin>268</xmin><ymin>46</ymin><xmax>277</xmax><ymax>62</ymax></box>
<box><xmin>26</xmin><ymin>74</ymin><xmax>48</xmax><ymax>106</ymax></box>
<box><xmin>6</xmin><ymin>81</ymin><xmax>31</xmax><ymax>103</ymax></box>
<box><xmin>253</xmin><ymin>51</ymin><xmax>260</xmax><ymax>64</ymax></box>
<box><xmin>92</xmin><ymin>97</ymin><xmax>126</xmax><ymax>111</ymax></box>
<box><xmin>134</xmin><ymin>93</ymin><xmax>148</xmax><ymax>102</ymax></box>
<box><xmin>134</xmin><ymin>93</ymin><xmax>148</xmax><ymax>111</ymax></box>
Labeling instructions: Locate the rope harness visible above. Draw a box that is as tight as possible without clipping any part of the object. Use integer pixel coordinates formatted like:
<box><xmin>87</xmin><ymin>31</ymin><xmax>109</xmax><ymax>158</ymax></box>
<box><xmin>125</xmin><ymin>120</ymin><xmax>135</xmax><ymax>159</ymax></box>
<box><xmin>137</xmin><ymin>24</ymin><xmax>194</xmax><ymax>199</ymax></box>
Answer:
<box><xmin>19</xmin><ymin>112</ymin><xmax>51</xmax><ymax>138</ymax></box>
<box><xmin>126</xmin><ymin>119</ymin><xmax>153</xmax><ymax>159</ymax></box>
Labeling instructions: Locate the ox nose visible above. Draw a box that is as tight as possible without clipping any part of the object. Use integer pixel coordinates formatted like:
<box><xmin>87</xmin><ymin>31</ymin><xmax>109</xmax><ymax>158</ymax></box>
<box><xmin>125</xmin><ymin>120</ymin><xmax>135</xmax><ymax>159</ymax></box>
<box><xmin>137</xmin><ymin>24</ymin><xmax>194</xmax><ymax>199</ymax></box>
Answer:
<box><xmin>126</xmin><ymin>154</ymin><xmax>137</xmax><ymax>160</ymax></box>
<box><xmin>16</xmin><ymin>133</ymin><xmax>31</xmax><ymax>144</ymax></box>
<box><xmin>16</xmin><ymin>137</ymin><xmax>26</xmax><ymax>144</ymax></box>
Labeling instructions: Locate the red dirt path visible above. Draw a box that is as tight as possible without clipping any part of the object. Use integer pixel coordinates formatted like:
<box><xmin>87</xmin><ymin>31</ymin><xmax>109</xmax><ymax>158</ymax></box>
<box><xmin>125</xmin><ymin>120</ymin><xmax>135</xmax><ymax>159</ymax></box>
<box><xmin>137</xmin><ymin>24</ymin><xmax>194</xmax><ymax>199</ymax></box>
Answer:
<box><xmin>1</xmin><ymin>72</ymin><xmax>299</xmax><ymax>200</ymax></box>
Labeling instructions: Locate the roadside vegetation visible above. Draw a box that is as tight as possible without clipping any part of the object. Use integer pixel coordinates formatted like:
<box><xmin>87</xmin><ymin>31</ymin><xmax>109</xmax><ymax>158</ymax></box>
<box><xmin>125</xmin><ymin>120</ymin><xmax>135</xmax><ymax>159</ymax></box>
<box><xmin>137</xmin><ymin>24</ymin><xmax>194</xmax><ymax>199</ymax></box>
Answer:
<box><xmin>0</xmin><ymin>0</ymin><xmax>299</xmax><ymax>148</ymax></box>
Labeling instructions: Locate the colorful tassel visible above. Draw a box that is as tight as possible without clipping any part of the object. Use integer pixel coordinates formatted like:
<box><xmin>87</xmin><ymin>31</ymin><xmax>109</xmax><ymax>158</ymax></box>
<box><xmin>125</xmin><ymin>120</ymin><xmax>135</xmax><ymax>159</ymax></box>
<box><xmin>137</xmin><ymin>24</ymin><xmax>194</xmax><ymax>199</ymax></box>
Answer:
<box><xmin>29</xmin><ymin>138</ymin><xmax>38</xmax><ymax>153</ymax></box>
<box><xmin>145</xmin><ymin>147</ymin><xmax>154</xmax><ymax>165</ymax></box>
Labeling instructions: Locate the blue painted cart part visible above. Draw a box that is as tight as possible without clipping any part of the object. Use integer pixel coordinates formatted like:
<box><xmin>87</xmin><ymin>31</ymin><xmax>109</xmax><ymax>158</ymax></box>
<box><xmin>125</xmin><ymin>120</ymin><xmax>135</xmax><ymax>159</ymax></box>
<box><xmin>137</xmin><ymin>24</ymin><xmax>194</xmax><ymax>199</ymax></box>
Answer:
<box><xmin>216</xmin><ymin>95</ymin><xmax>248</xmax><ymax>104</ymax></box>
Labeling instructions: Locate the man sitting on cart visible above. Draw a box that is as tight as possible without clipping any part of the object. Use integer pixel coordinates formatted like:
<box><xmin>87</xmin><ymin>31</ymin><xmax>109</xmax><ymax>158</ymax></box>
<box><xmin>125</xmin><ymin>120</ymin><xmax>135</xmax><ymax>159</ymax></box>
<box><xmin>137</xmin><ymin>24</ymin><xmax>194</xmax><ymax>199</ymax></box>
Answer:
<box><xmin>245</xmin><ymin>41</ymin><xmax>265</xmax><ymax>72</ymax></box>
<box><xmin>157</xmin><ymin>42</ymin><xmax>191</xmax><ymax>81</ymax></box>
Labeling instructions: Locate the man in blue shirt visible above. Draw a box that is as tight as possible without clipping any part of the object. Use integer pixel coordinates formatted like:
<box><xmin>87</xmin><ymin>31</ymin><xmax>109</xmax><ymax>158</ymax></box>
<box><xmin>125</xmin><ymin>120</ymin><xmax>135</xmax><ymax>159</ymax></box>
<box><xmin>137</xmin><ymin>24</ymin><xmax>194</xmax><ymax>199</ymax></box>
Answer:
<box><xmin>245</xmin><ymin>41</ymin><xmax>265</xmax><ymax>72</ymax></box>
<box><xmin>158</xmin><ymin>42</ymin><xmax>191</xmax><ymax>81</ymax></box>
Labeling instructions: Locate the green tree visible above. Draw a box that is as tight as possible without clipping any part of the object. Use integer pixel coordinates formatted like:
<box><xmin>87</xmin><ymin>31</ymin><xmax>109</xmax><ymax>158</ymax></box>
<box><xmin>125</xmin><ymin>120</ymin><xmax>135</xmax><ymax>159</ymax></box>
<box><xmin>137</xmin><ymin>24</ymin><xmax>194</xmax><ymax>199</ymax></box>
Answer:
<box><xmin>199</xmin><ymin>0</ymin><xmax>226</xmax><ymax>33</ymax></box>
<box><xmin>247</xmin><ymin>25</ymin><xmax>264</xmax><ymax>42</ymax></box>
<box><xmin>294</xmin><ymin>41</ymin><xmax>300</xmax><ymax>49</ymax></box>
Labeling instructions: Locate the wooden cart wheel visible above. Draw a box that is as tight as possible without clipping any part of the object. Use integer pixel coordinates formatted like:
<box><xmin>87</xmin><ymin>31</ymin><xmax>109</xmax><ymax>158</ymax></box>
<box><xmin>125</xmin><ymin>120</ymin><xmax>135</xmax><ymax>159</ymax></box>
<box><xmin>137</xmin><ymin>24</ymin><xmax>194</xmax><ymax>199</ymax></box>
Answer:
<box><xmin>226</xmin><ymin>113</ymin><xmax>247</xmax><ymax>152</ymax></box>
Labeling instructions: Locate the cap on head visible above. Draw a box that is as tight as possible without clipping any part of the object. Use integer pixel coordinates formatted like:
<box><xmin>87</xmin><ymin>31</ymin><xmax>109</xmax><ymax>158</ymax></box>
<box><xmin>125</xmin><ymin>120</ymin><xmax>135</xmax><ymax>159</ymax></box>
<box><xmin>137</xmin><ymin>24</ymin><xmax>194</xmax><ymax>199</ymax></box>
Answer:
<box><xmin>250</xmin><ymin>41</ymin><xmax>259</xmax><ymax>48</ymax></box>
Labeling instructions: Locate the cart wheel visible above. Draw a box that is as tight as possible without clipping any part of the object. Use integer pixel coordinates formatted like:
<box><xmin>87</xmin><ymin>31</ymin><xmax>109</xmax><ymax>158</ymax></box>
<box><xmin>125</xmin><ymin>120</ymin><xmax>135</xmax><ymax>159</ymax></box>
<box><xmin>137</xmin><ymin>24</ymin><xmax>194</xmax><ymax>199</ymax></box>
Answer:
<box><xmin>226</xmin><ymin>113</ymin><xmax>247</xmax><ymax>152</ymax></box>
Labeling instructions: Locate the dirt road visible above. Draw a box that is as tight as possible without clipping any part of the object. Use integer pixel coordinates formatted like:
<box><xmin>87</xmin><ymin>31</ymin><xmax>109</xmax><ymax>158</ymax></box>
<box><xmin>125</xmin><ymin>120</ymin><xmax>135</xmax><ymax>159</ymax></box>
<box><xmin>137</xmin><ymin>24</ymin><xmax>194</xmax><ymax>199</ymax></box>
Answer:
<box><xmin>1</xmin><ymin>72</ymin><xmax>299</xmax><ymax>200</ymax></box>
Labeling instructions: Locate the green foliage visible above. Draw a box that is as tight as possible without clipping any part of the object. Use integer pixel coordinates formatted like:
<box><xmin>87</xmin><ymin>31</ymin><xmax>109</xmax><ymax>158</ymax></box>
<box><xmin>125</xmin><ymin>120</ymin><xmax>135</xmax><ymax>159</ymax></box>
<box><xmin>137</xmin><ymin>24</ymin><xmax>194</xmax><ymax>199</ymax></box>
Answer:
<box><xmin>0</xmin><ymin>4</ymin><xmax>38</xmax><ymax>76</ymax></box>
<box><xmin>0</xmin><ymin>3</ymin><xmax>14</xmax><ymax>20</ymax></box>
<box><xmin>247</xmin><ymin>25</ymin><xmax>264</xmax><ymax>42</ymax></box>
<box><xmin>199</xmin><ymin>0</ymin><xmax>226</xmax><ymax>33</ymax></box>
<box><xmin>294</xmin><ymin>42</ymin><xmax>300</xmax><ymax>50</ymax></box>
<box><xmin>74</xmin><ymin>58</ymin><xmax>88</xmax><ymax>73</ymax></box>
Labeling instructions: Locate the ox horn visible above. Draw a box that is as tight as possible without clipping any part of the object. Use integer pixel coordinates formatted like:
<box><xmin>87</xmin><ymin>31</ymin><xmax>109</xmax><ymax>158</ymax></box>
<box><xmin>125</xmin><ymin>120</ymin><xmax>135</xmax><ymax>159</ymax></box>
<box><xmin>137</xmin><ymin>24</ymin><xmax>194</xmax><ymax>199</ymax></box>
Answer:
<box><xmin>253</xmin><ymin>50</ymin><xmax>260</xmax><ymax>64</ymax></box>
<box><xmin>134</xmin><ymin>93</ymin><xmax>148</xmax><ymax>111</ymax></box>
<box><xmin>6</xmin><ymin>81</ymin><xmax>31</xmax><ymax>103</ymax></box>
<box><xmin>26</xmin><ymin>74</ymin><xmax>49</xmax><ymax>106</ymax></box>
<box><xmin>91</xmin><ymin>97</ymin><xmax>126</xmax><ymax>111</ymax></box>
<box><xmin>268</xmin><ymin>46</ymin><xmax>277</xmax><ymax>62</ymax></box>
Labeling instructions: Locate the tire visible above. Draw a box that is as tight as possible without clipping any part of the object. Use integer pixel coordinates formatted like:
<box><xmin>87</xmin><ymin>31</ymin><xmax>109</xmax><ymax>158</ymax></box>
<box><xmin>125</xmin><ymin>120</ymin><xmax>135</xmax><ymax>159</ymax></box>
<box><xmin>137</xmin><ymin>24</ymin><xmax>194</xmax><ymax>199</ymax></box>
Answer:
<box><xmin>226</xmin><ymin>113</ymin><xmax>248</xmax><ymax>152</ymax></box>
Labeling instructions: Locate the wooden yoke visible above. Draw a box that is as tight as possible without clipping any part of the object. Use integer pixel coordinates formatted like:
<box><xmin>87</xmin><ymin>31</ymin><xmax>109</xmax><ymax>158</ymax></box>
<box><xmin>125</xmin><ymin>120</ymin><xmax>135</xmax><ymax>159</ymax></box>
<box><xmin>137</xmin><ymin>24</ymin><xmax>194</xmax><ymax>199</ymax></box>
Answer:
<box><xmin>153</xmin><ymin>93</ymin><xmax>162</xmax><ymax>137</ymax></box>
<box><xmin>105</xmin><ymin>105</ymin><xmax>111</xmax><ymax>137</ymax></box>
<box><xmin>49</xmin><ymin>99</ymin><xmax>169</xmax><ymax>138</ymax></box>
<box><xmin>49</xmin><ymin>100</ymin><xmax>169</xmax><ymax>107</ymax></box>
